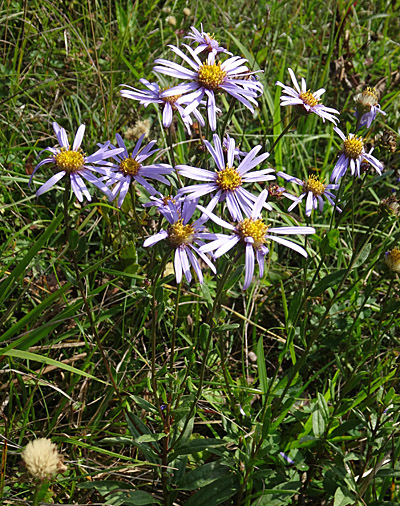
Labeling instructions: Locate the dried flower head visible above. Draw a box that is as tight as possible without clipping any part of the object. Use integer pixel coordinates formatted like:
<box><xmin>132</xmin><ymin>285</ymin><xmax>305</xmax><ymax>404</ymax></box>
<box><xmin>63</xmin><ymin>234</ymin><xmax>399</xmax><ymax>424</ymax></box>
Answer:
<box><xmin>385</xmin><ymin>248</ymin><xmax>400</xmax><ymax>273</ymax></box>
<box><xmin>124</xmin><ymin>119</ymin><xmax>152</xmax><ymax>141</ymax></box>
<box><xmin>355</xmin><ymin>87</ymin><xmax>386</xmax><ymax>128</ymax></box>
<box><xmin>374</xmin><ymin>130</ymin><xmax>397</xmax><ymax>153</ymax></box>
<box><xmin>380</xmin><ymin>195</ymin><xmax>400</xmax><ymax>217</ymax></box>
<box><xmin>22</xmin><ymin>438</ymin><xmax>66</xmax><ymax>481</ymax></box>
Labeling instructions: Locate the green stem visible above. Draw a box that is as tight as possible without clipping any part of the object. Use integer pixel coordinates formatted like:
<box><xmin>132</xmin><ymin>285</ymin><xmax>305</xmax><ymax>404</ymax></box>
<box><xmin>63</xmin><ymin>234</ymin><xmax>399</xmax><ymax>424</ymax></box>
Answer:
<box><xmin>269</xmin><ymin>116</ymin><xmax>297</xmax><ymax>154</ymax></box>
<box><xmin>151</xmin><ymin>252</ymin><xmax>170</xmax><ymax>413</ymax></box>
<box><xmin>170</xmin><ymin>260</ymin><xmax>235</xmax><ymax>451</ymax></box>
<box><xmin>129</xmin><ymin>182</ymin><xmax>145</xmax><ymax>236</ymax></box>
<box><xmin>169</xmin><ymin>282</ymin><xmax>181</xmax><ymax>373</ymax></box>
<box><xmin>167</xmin><ymin>126</ymin><xmax>182</xmax><ymax>188</ymax></box>
<box><xmin>219</xmin><ymin>96</ymin><xmax>236</xmax><ymax>142</ymax></box>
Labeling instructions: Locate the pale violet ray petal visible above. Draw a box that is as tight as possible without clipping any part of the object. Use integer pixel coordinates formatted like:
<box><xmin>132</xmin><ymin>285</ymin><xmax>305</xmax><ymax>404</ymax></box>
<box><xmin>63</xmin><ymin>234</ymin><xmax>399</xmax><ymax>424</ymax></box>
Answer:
<box><xmin>214</xmin><ymin>235</ymin><xmax>241</xmax><ymax>258</ymax></box>
<box><xmin>243</xmin><ymin>244</ymin><xmax>255</xmax><ymax>290</ymax></box>
<box><xmin>268</xmin><ymin>235</ymin><xmax>308</xmax><ymax>257</ymax></box>
<box><xmin>72</xmin><ymin>124</ymin><xmax>85</xmax><ymax>151</ymax></box>
<box><xmin>174</xmin><ymin>249</ymin><xmax>183</xmax><ymax>283</ymax></box>
<box><xmin>186</xmin><ymin>247</ymin><xmax>202</xmax><ymax>283</ymax></box>
<box><xmin>36</xmin><ymin>171</ymin><xmax>66</xmax><ymax>196</ymax></box>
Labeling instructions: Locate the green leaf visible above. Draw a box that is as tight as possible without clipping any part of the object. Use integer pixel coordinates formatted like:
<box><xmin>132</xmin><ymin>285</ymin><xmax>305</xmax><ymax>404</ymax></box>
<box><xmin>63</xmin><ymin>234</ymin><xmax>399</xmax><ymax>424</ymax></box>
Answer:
<box><xmin>310</xmin><ymin>269</ymin><xmax>347</xmax><ymax>297</ymax></box>
<box><xmin>0</xmin><ymin>213</ymin><xmax>63</xmax><ymax>306</ymax></box>
<box><xmin>333</xmin><ymin>486</ymin><xmax>355</xmax><ymax>506</ymax></box>
<box><xmin>352</xmin><ymin>242</ymin><xmax>371</xmax><ymax>269</ymax></box>
<box><xmin>176</xmin><ymin>461</ymin><xmax>229</xmax><ymax>490</ymax></box>
<box><xmin>135</xmin><ymin>433</ymin><xmax>167</xmax><ymax>443</ymax></box>
<box><xmin>317</xmin><ymin>392</ymin><xmax>330</xmax><ymax>423</ymax></box>
<box><xmin>0</xmin><ymin>349</ymin><xmax>107</xmax><ymax>384</ymax></box>
<box><xmin>185</xmin><ymin>473</ymin><xmax>239</xmax><ymax>506</ymax></box>
<box><xmin>257</xmin><ymin>337</ymin><xmax>268</xmax><ymax>396</ymax></box>
<box><xmin>170</xmin><ymin>439</ymin><xmax>226</xmax><ymax>457</ymax></box>
<box><xmin>312</xmin><ymin>407</ymin><xmax>325</xmax><ymax>438</ymax></box>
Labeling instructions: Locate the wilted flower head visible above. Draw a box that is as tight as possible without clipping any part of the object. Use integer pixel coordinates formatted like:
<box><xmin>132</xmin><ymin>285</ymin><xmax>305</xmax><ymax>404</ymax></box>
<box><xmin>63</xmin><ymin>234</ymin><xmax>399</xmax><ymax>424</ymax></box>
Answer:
<box><xmin>385</xmin><ymin>247</ymin><xmax>400</xmax><ymax>273</ymax></box>
<box><xmin>331</xmin><ymin>127</ymin><xmax>384</xmax><ymax>183</ymax></box>
<box><xmin>22</xmin><ymin>438</ymin><xmax>66</xmax><ymax>481</ymax></box>
<box><xmin>276</xmin><ymin>68</ymin><xmax>340</xmax><ymax>125</ymax></box>
<box><xmin>355</xmin><ymin>87</ymin><xmax>386</xmax><ymax>128</ymax></box>
<box><xmin>374</xmin><ymin>130</ymin><xmax>397</xmax><ymax>153</ymax></box>
<box><xmin>125</xmin><ymin>120</ymin><xmax>152</xmax><ymax>141</ymax></box>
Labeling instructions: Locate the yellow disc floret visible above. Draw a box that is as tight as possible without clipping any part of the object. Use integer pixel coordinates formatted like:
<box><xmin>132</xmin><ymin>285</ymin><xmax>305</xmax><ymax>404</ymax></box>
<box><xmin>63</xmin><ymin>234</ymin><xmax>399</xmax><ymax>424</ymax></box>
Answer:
<box><xmin>168</xmin><ymin>219</ymin><xmax>195</xmax><ymax>247</ymax></box>
<box><xmin>343</xmin><ymin>135</ymin><xmax>364</xmax><ymax>159</ymax></box>
<box><xmin>198</xmin><ymin>62</ymin><xmax>227</xmax><ymax>90</ymax></box>
<box><xmin>119</xmin><ymin>157</ymin><xmax>141</xmax><ymax>176</ymax></box>
<box><xmin>55</xmin><ymin>148</ymin><xmax>84</xmax><ymax>173</ymax></box>
<box><xmin>162</xmin><ymin>87</ymin><xmax>182</xmax><ymax>105</ymax></box>
<box><xmin>304</xmin><ymin>175</ymin><xmax>326</xmax><ymax>196</ymax></box>
<box><xmin>299</xmin><ymin>90</ymin><xmax>320</xmax><ymax>107</ymax></box>
<box><xmin>236</xmin><ymin>218</ymin><xmax>269</xmax><ymax>249</ymax></box>
<box><xmin>216</xmin><ymin>165</ymin><xmax>242</xmax><ymax>191</ymax></box>
<box><xmin>385</xmin><ymin>247</ymin><xmax>400</xmax><ymax>273</ymax></box>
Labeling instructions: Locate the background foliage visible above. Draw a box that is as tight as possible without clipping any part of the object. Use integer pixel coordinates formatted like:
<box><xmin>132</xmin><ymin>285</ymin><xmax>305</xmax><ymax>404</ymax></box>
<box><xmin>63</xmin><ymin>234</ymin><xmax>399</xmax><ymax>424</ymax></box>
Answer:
<box><xmin>1</xmin><ymin>0</ymin><xmax>400</xmax><ymax>505</ymax></box>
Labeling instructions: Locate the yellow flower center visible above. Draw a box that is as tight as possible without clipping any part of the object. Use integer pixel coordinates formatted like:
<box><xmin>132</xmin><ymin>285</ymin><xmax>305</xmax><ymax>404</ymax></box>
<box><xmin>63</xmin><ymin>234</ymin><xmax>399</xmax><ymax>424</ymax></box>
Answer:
<box><xmin>385</xmin><ymin>247</ymin><xmax>400</xmax><ymax>273</ymax></box>
<box><xmin>119</xmin><ymin>157</ymin><xmax>141</xmax><ymax>176</ymax></box>
<box><xmin>162</xmin><ymin>87</ymin><xmax>182</xmax><ymax>105</ymax></box>
<box><xmin>162</xmin><ymin>195</ymin><xmax>176</xmax><ymax>206</ymax></box>
<box><xmin>216</xmin><ymin>165</ymin><xmax>242</xmax><ymax>191</ymax></box>
<box><xmin>198</xmin><ymin>62</ymin><xmax>227</xmax><ymax>90</ymax></box>
<box><xmin>304</xmin><ymin>175</ymin><xmax>326</xmax><ymax>196</ymax></box>
<box><xmin>236</xmin><ymin>218</ymin><xmax>269</xmax><ymax>248</ymax></box>
<box><xmin>343</xmin><ymin>135</ymin><xmax>364</xmax><ymax>159</ymax></box>
<box><xmin>168</xmin><ymin>219</ymin><xmax>195</xmax><ymax>247</ymax></box>
<box><xmin>54</xmin><ymin>148</ymin><xmax>84</xmax><ymax>173</ymax></box>
<box><xmin>299</xmin><ymin>90</ymin><xmax>319</xmax><ymax>107</ymax></box>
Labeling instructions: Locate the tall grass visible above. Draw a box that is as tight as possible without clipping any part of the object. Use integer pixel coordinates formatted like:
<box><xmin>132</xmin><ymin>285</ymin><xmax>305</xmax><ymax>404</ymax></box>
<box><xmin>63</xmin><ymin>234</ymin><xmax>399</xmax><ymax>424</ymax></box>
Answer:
<box><xmin>1</xmin><ymin>1</ymin><xmax>400</xmax><ymax>505</ymax></box>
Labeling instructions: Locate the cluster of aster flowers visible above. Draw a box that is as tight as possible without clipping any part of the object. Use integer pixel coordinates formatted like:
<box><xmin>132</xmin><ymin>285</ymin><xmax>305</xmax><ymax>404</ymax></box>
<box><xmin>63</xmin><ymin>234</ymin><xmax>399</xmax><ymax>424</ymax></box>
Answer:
<box><xmin>30</xmin><ymin>25</ymin><xmax>388</xmax><ymax>289</ymax></box>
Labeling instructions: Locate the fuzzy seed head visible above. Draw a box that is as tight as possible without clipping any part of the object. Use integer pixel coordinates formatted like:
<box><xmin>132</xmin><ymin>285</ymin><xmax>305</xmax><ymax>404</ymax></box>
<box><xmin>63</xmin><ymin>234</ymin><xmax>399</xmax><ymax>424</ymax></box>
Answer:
<box><xmin>385</xmin><ymin>247</ymin><xmax>400</xmax><ymax>273</ymax></box>
<box><xmin>198</xmin><ymin>62</ymin><xmax>227</xmax><ymax>90</ymax></box>
<box><xmin>216</xmin><ymin>165</ymin><xmax>242</xmax><ymax>191</ymax></box>
<box><xmin>22</xmin><ymin>438</ymin><xmax>66</xmax><ymax>481</ymax></box>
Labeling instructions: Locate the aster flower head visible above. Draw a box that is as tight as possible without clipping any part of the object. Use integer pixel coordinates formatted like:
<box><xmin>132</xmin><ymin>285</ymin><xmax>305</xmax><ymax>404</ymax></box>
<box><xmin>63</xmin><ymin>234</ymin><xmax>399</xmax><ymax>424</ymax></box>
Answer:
<box><xmin>176</xmin><ymin>134</ymin><xmax>275</xmax><ymax>221</ymax></box>
<box><xmin>22</xmin><ymin>438</ymin><xmax>67</xmax><ymax>481</ymax></box>
<box><xmin>185</xmin><ymin>24</ymin><xmax>232</xmax><ymax>56</ymax></box>
<box><xmin>276</xmin><ymin>68</ymin><xmax>340</xmax><ymax>125</ymax></box>
<box><xmin>199</xmin><ymin>190</ymin><xmax>315</xmax><ymax>290</ymax></box>
<box><xmin>385</xmin><ymin>247</ymin><xmax>400</xmax><ymax>273</ymax></box>
<box><xmin>222</xmin><ymin>134</ymin><xmax>247</xmax><ymax>159</ymax></box>
<box><xmin>120</xmin><ymin>79</ymin><xmax>205</xmax><ymax>134</ymax></box>
<box><xmin>331</xmin><ymin>127</ymin><xmax>384</xmax><ymax>183</ymax></box>
<box><xmin>97</xmin><ymin>134</ymin><xmax>174</xmax><ymax>208</ymax></box>
<box><xmin>277</xmin><ymin>171</ymin><xmax>341</xmax><ymax>216</ymax></box>
<box><xmin>143</xmin><ymin>193</ymin><xmax>184</xmax><ymax>222</ymax></box>
<box><xmin>153</xmin><ymin>45</ymin><xmax>262</xmax><ymax>131</ymax></box>
<box><xmin>143</xmin><ymin>199</ymin><xmax>216</xmax><ymax>284</ymax></box>
<box><xmin>29</xmin><ymin>122</ymin><xmax>124</xmax><ymax>202</ymax></box>
<box><xmin>355</xmin><ymin>87</ymin><xmax>386</xmax><ymax>128</ymax></box>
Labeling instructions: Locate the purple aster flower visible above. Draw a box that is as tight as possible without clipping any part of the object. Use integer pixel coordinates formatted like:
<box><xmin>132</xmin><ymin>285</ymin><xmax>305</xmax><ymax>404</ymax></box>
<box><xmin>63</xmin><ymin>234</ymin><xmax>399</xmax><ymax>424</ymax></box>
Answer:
<box><xmin>184</xmin><ymin>24</ymin><xmax>232</xmax><ymax>56</ymax></box>
<box><xmin>222</xmin><ymin>134</ymin><xmax>247</xmax><ymax>159</ymax></box>
<box><xmin>153</xmin><ymin>46</ymin><xmax>262</xmax><ymax>131</ymax></box>
<box><xmin>143</xmin><ymin>193</ymin><xmax>184</xmax><ymax>223</ymax></box>
<box><xmin>29</xmin><ymin>122</ymin><xmax>123</xmax><ymax>202</ymax></box>
<box><xmin>331</xmin><ymin>127</ymin><xmax>384</xmax><ymax>183</ymax></box>
<box><xmin>176</xmin><ymin>134</ymin><xmax>275</xmax><ymax>220</ymax></box>
<box><xmin>143</xmin><ymin>199</ymin><xmax>216</xmax><ymax>284</ymax></box>
<box><xmin>355</xmin><ymin>87</ymin><xmax>386</xmax><ymax>128</ymax></box>
<box><xmin>120</xmin><ymin>79</ymin><xmax>205</xmax><ymax>134</ymax></box>
<box><xmin>277</xmin><ymin>171</ymin><xmax>341</xmax><ymax>216</ymax></box>
<box><xmin>97</xmin><ymin>134</ymin><xmax>174</xmax><ymax>208</ymax></box>
<box><xmin>276</xmin><ymin>68</ymin><xmax>340</xmax><ymax>125</ymax></box>
<box><xmin>198</xmin><ymin>190</ymin><xmax>315</xmax><ymax>290</ymax></box>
